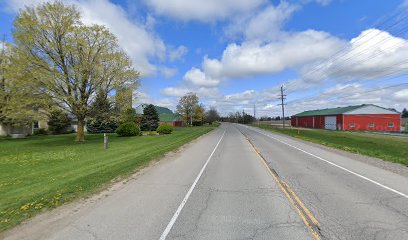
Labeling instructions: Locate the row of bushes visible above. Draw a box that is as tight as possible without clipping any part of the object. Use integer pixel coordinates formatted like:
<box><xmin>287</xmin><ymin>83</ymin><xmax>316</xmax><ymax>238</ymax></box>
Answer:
<box><xmin>116</xmin><ymin>122</ymin><xmax>173</xmax><ymax>137</ymax></box>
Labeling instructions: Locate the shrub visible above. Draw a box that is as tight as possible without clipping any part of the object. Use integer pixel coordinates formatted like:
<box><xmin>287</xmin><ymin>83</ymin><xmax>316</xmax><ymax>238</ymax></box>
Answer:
<box><xmin>116</xmin><ymin>122</ymin><xmax>141</xmax><ymax>137</ymax></box>
<box><xmin>157</xmin><ymin>124</ymin><xmax>173</xmax><ymax>135</ymax></box>
<box><xmin>86</xmin><ymin>116</ymin><xmax>119</xmax><ymax>133</ymax></box>
<box><xmin>33</xmin><ymin>128</ymin><xmax>48</xmax><ymax>135</ymax></box>
<box><xmin>48</xmin><ymin>109</ymin><xmax>72</xmax><ymax>134</ymax></box>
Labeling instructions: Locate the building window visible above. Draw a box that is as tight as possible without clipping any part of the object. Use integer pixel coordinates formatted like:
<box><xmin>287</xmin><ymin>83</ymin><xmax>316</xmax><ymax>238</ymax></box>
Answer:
<box><xmin>388</xmin><ymin>123</ymin><xmax>394</xmax><ymax>128</ymax></box>
<box><xmin>368</xmin><ymin>123</ymin><xmax>375</xmax><ymax>128</ymax></box>
<box><xmin>349</xmin><ymin>123</ymin><xmax>355</xmax><ymax>128</ymax></box>
<box><xmin>33</xmin><ymin>121</ymin><xmax>39</xmax><ymax>129</ymax></box>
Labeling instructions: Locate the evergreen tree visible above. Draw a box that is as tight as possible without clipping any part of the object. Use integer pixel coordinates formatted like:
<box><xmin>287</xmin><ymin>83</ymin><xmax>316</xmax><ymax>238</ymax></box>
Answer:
<box><xmin>89</xmin><ymin>91</ymin><xmax>112</xmax><ymax>117</ymax></box>
<box><xmin>86</xmin><ymin>91</ymin><xmax>118</xmax><ymax>133</ymax></box>
<box><xmin>141</xmin><ymin>104</ymin><xmax>159</xmax><ymax>131</ymax></box>
<box><xmin>402</xmin><ymin>108</ymin><xmax>408</xmax><ymax>118</ymax></box>
<box><xmin>48</xmin><ymin>109</ymin><xmax>72</xmax><ymax>134</ymax></box>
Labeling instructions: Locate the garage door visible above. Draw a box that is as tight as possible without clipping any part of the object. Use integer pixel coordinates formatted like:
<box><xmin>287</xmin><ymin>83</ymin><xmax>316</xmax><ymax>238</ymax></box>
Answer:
<box><xmin>325</xmin><ymin>116</ymin><xmax>337</xmax><ymax>130</ymax></box>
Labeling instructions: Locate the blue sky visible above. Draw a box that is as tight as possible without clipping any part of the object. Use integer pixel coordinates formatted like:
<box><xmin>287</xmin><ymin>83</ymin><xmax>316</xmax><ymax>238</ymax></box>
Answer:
<box><xmin>1</xmin><ymin>0</ymin><xmax>408</xmax><ymax>116</ymax></box>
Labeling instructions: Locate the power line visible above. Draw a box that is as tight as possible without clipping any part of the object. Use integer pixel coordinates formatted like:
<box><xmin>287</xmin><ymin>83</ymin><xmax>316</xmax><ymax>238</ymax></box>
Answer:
<box><xmin>326</xmin><ymin>25</ymin><xmax>408</xmax><ymax>78</ymax></box>
<box><xmin>296</xmin><ymin>10</ymin><xmax>408</xmax><ymax>85</ymax></box>
<box><xmin>286</xmin><ymin>82</ymin><xmax>408</xmax><ymax>107</ymax></box>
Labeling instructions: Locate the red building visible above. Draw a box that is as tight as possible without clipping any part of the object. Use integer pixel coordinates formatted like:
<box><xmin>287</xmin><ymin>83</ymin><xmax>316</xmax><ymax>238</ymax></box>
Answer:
<box><xmin>291</xmin><ymin>104</ymin><xmax>401</xmax><ymax>132</ymax></box>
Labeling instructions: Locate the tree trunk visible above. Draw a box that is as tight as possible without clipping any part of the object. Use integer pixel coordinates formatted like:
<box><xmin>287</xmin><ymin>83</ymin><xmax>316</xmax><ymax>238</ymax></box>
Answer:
<box><xmin>76</xmin><ymin>119</ymin><xmax>85</xmax><ymax>142</ymax></box>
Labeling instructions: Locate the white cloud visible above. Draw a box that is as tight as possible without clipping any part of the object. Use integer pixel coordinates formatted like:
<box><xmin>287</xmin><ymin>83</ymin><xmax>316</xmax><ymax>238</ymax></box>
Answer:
<box><xmin>4</xmin><ymin>0</ymin><xmax>167</xmax><ymax>76</ymax></box>
<box><xmin>73</xmin><ymin>0</ymin><xmax>166</xmax><ymax>76</ymax></box>
<box><xmin>157</xmin><ymin>1</ymin><xmax>407</xmax><ymax>116</ymax></box>
<box><xmin>143</xmin><ymin>0</ymin><xmax>265</xmax><ymax>22</ymax></box>
<box><xmin>161</xmin><ymin>86</ymin><xmax>220</xmax><ymax>98</ymax></box>
<box><xmin>394</xmin><ymin>89</ymin><xmax>408</xmax><ymax>101</ymax></box>
<box><xmin>133</xmin><ymin>91</ymin><xmax>152</xmax><ymax>106</ymax></box>
<box><xmin>3</xmin><ymin>0</ymin><xmax>44</xmax><ymax>11</ymax></box>
<box><xmin>154</xmin><ymin>98</ymin><xmax>178</xmax><ymax>110</ymax></box>
<box><xmin>226</xmin><ymin>2</ymin><xmax>299</xmax><ymax>42</ymax></box>
<box><xmin>225</xmin><ymin>90</ymin><xmax>256</xmax><ymax>101</ymax></box>
<box><xmin>305</xmin><ymin>0</ymin><xmax>333</xmax><ymax>6</ymax></box>
<box><xmin>244</xmin><ymin>3</ymin><xmax>297</xmax><ymax>41</ymax></box>
<box><xmin>161</xmin><ymin>87</ymin><xmax>189</xmax><ymax>97</ymax></box>
<box><xmin>173</xmin><ymin>1</ymin><xmax>344</xmax><ymax>91</ymax></box>
<box><xmin>133</xmin><ymin>91</ymin><xmax>177</xmax><ymax>110</ymax></box>
<box><xmin>168</xmin><ymin>45</ymin><xmax>188</xmax><ymax>62</ymax></box>
<box><xmin>301</xmin><ymin>29</ymin><xmax>408</xmax><ymax>82</ymax></box>
<box><xmin>183</xmin><ymin>68</ymin><xmax>219</xmax><ymax>87</ymax></box>
<box><xmin>160</xmin><ymin>67</ymin><xmax>178</xmax><ymax>78</ymax></box>
<box><xmin>201</xmin><ymin>30</ymin><xmax>344</xmax><ymax>82</ymax></box>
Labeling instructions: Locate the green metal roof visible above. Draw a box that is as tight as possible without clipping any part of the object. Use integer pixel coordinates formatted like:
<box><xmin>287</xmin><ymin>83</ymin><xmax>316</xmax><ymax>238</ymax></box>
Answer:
<box><xmin>159</xmin><ymin>113</ymin><xmax>180</xmax><ymax>122</ymax></box>
<box><xmin>294</xmin><ymin>105</ymin><xmax>365</xmax><ymax>117</ymax></box>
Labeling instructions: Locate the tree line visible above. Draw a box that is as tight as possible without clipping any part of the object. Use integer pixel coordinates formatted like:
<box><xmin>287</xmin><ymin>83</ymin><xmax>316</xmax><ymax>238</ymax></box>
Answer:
<box><xmin>176</xmin><ymin>92</ymin><xmax>220</xmax><ymax>126</ymax></box>
<box><xmin>220</xmin><ymin>112</ymin><xmax>256</xmax><ymax>124</ymax></box>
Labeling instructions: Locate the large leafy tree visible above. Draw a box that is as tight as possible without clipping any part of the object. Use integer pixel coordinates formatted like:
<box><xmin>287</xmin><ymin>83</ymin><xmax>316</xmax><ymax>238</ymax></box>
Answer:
<box><xmin>176</xmin><ymin>92</ymin><xmax>199</xmax><ymax>126</ymax></box>
<box><xmin>12</xmin><ymin>1</ymin><xmax>139</xmax><ymax>141</ymax></box>
<box><xmin>141</xmin><ymin>104</ymin><xmax>159</xmax><ymax>131</ymax></box>
<box><xmin>192</xmin><ymin>104</ymin><xmax>205</xmax><ymax>126</ymax></box>
<box><xmin>0</xmin><ymin>42</ymin><xmax>49</xmax><ymax>128</ymax></box>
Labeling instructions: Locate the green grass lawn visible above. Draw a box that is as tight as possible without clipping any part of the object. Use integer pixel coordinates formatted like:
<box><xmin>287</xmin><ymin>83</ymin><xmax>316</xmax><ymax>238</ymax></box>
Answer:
<box><xmin>251</xmin><ymin>124</ymin><xmax>408</xmax><ymax>167</ymax></box>
<box><xmin>0</xmin><ymin>126</ymin><xmax>216</xmax><ymax>231</ymax></box>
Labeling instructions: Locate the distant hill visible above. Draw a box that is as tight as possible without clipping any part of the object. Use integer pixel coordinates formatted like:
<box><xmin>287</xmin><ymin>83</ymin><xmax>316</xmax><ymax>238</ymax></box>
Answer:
<box><xmin>155</xmin><ymin>106</ymin><xmax>173</xmax><ymax>114</ymax></box>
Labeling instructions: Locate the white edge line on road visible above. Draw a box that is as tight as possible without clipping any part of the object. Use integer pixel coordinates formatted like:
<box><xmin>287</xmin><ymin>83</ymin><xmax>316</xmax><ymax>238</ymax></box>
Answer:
<box><xmin>241</xmin><ymin>125</ymin><xmax>408</xmax><ymax>199</ymax></box>
<box><xmin>159</xmin><ymin>129</ymin><xmax>227</xmax><ymax>240</ymax></box>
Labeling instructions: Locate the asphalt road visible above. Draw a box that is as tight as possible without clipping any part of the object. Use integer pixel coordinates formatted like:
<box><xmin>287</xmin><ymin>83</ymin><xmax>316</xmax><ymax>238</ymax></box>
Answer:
<box><xmin>3</xmin><ymin>123</ymin><xmax>408</xmax><ymax>240</ymax></box>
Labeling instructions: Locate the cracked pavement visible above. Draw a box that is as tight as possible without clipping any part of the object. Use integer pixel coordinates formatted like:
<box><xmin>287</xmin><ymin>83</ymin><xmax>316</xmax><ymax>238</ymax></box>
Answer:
<box><xmin>2</xmin><ymin>123</ymin><xmax>408</xmax><ymax>240</ymax></box>
<box><xmin>166</xmin><ymin>125</ymin><xmax>312</xmax><ymax>240</ymax></box>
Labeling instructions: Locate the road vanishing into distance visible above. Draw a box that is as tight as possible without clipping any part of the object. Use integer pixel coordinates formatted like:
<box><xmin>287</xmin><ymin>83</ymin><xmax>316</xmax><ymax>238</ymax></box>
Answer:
<box><xmin>3</xmin><ymin>123</ymin><xmax>408</xmax><ymax>240</ymax></box>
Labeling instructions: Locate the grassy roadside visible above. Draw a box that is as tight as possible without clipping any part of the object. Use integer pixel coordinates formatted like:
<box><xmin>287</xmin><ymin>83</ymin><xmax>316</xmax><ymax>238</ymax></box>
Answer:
<box><xmin>251</xmin><ymin>124</ymin><xmax>408</xmax><ymax>167</ymax></box>
<box><xmin>0</xmin><ymin>126</ymin><xmax>217</xmax><ymax>231</ymax></box>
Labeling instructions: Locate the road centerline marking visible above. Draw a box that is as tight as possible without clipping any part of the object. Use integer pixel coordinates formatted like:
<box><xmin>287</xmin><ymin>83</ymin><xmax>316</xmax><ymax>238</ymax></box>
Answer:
<box><xmin>280</xmin><ymin>179</ymin><xmax>319</xmax><ymax>227</ymax></box>
<box><xmin>243</xmin><ymin>125</ymin><xmax>408</xmax><ymax>200</ymax></box>
<box><xmin>159</xmin><ymin>128</ymin><xmax>227</xmax><ymax>240</ymax></box>
<box><xmin>237</xmin><ymin>126</ymin><xmax>321</xmax><ymax>240</ymax></box>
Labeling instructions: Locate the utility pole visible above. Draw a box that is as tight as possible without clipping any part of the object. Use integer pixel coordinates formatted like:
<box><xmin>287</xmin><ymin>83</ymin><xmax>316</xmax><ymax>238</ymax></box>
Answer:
<box><xmin>278</xmin><ymin>85</ymin><xmax>287</xmax><ymax>128</ymax></box>
<box><xmin>253</xmin><ymin>103</ymin><xmax>256</xmax><ymax>120</ymax></box>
